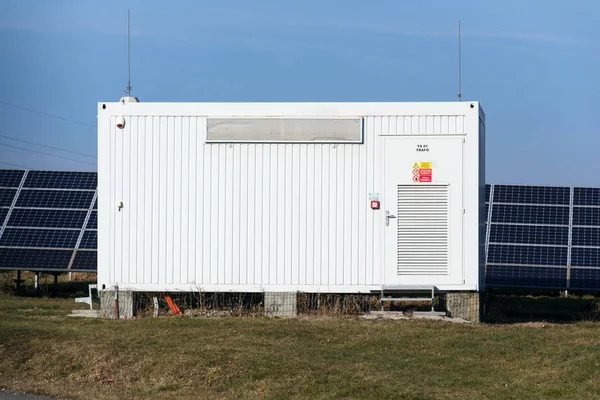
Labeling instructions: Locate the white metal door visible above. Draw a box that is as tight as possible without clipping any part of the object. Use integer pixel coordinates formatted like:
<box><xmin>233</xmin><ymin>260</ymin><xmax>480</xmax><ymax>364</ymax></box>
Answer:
<box><xmin>383</xmin><ymin>136</ymin><xmax>465</xmax><ymax>286</ymax></box>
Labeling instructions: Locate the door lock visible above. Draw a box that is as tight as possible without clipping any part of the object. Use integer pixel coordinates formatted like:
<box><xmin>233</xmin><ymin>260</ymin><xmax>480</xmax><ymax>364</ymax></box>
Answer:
<box><xmin>385</xmin><ymin>210</ymin><xmax>396</xmax><ymax>226</ymax></box>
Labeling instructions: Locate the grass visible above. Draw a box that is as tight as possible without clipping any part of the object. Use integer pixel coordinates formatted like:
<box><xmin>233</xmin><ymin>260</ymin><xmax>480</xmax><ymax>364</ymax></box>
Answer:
<box><xmin>2</xmin><ymin>293</ymin><xmax>600</xmax><ymax>399</ymax></box>
<box><xmin>0</xmin><ymin>271</ymin><xmax>97</xmax><ymax>299</ymax></box>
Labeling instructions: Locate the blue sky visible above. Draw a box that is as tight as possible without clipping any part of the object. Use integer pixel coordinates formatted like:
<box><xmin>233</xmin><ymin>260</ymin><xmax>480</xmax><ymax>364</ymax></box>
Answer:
<box><xmin>0</xmin><ymin>0</ymin><xmax>598</xmax><ymax>186</ymax></box>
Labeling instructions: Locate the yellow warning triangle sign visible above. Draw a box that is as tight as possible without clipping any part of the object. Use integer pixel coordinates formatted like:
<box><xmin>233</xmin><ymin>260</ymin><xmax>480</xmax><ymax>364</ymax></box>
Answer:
<box><xmin>413</xmin><ymin>162</ymin><xmax>419</xmax><ymax>169</ymax></box>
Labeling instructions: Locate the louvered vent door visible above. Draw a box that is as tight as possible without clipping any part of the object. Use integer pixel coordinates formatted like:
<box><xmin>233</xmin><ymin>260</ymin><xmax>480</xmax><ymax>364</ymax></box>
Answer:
<box><xmin>396</xmin><ymin>185</ymin><xmax>449</xmax><ymax>275</ymax></box>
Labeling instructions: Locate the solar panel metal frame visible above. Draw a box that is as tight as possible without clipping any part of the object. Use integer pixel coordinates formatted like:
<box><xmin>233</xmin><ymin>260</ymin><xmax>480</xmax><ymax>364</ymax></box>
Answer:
<box><xmin>0</xmin><ymin>169</ymin><xmax>97</xmax><ymax>273</ymax></box>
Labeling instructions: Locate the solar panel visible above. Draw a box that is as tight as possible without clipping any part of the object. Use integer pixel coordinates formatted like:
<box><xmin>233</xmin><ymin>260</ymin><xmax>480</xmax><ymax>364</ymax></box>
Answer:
<box><xmin>0</xmin><ymin>188</ymin><xmax>17</xmax><ymax>207</ymax></box>
<box><xmin>491</xmin><ymin>204</ymin><xmax>570</xmax><ymax>225</ymax></box>
<box><xmin>16</xmin><ymin>189</ymin><xmax>94</xmax><ymax>209</ymax></box>
<box><xmin>0</xmin><ymin>228</ymin><xmax>80</xmax><ymax>248</ymax></box>
<box><xmin>571</xmin><ymin>227</ymin><xmax>600</xmax><ymax>247</ymax></box>
<box><xmin>493</xmin><ymin>185</ymin><xmax>570</xmax><ymax>205</ymax></box>
<box><xmin>486</xmin><ymin>183</ymin><xmax>600</xmax><ymax>290</ymax></box>
<box><xmin>71</xmin><ymin>250</ymin><xmax>97</xmax><ymax>271</ymax></box>
<box><xmin>7</xmin><ymin>209</ymin><xmax>88</xmax><ymax>228</ymax></box>
<box><xmin>489</xmin><ymin>224</ymin><xmax>568</xmax><ymax>246</ymax></box>
<box><xmin>0</xmin><ymin>169</ymin><xmax>96</xmax><ymax>272</ymax></box>
<box><xmin>0</xmin><ymin>208</ymin><xmax>9</xmax><ymax>226</ymax></box>
<box><xmin>572</xmin><ymin>207</ymin><xmax>600</xmax><ymax>227</ymax></box>
<box><xmin>85</xmin><ymin>211</ymin><xmax>97</xmax><ymax>230</ymax></box>
<box><xmin>573</xmin><ymin>187</ymin><xmax>600</xmax><ymax>206</ymax></box>
<box><xmin>0</xmin><ymin>248</ymin><xmax>73</xmax><ymax>270</ymax></box>
<box><xmin>487</xmin><ymin>244</ymin><xmax>568</xmax><ymax>266</ymax></box>
<box><xmin>486</xmin><ymin>265</ymin><xmax>567</xmax><ymax>288</ymax></box>
<box><xmin>0</xmin><ymin>169</ymin><xmax>25</xmax><ymax>187</ymax></box>
<box><xmin>23</xmin><ymin>171</ymin><xmax>97</xmax><ymax>190</ymax></box>
<box><xmin>79</xmin><ymin>230</ymin><xmax>97</xmax><ymax>249</ymax></box>
<box><xmin>570</xmin><ymin>248</ymin><xmax>600</xmax><ymax>269</ymax></box>
<box><xmin>570</xmin><ymin>268</ymin><xmax>600</xmax><ymax>290</ymax></box>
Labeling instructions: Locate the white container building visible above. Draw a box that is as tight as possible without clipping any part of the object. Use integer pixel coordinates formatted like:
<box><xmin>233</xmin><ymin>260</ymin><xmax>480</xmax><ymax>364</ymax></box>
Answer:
<box><xmin>97</xmin><ymin>101</ymin><xmax>485</xmax><ymax>315</ymax></box>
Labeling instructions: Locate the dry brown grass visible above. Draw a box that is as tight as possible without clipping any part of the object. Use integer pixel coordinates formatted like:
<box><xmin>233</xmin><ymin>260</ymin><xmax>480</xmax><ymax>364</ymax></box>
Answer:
<box><xmin>2</xmin><ymin>295</ymin><xmax>600</xmax><ymax>399</ymax></box>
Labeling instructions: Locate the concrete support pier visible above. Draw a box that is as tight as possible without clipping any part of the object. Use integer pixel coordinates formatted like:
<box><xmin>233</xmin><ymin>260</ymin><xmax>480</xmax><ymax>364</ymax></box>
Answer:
<box><xmin>445</xmin><ymin>292</ymin><xmax>481</xmax><ymax>323</ymax></box>
<box><xmin>100</xmin><ymin>290</ymin><xmax>134</xmax><ymax>319</ymax></box>
<box><xmin>264</xmin><ymin>292</ymin><xmax>297</xmax><ymax>317</ymax></box>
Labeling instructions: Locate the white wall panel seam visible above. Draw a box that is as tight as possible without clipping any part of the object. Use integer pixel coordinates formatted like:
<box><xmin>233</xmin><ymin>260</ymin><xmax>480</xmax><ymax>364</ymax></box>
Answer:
<box><xmin>368</xmin><ymin>117</ymin><xmax>375</xmax><ymax>283</ymax></box>
<box><xmin>293</xmin><ymin>145</ymin><xmax>298</xmax><ymax>285</ymax></box>
<box><xmin>252</xmin><ymin>145</ymin><xmax>259</xmax><ymax>285</ymax></box>
<box><xmin>159</xmin><ymin>116</ymin><xmax>166</xmax><ymax>285</ymax></box>
<box><xmin>109</xmin><ymin>119</ymin><xmax>114</xmax><ymax>287</ymax></box>
<box><xmin>139</xmin><ymin>117</ymin><xmax>145</xmax><ymax>284</ymax></box>
<box><xmin>241</xmin><ymin>145</ymin><xmax>247</xmax><ymax>285</ymax></box>
<box><xmin>152</xmin><ymin>117</ymin><xmax>159</xmax><ymax>284</ymax></box>
<box><xmin>322</xmin><ymin>145</ymin><xmax>329</xmax><ymax>285</ymax></box>
<box><xmin>217</xmin><ymin>144</ymin><xmax>223</xmax><ymax>284</ymax></box>
<box><xmin>128</xmin><ymin>116</ymin><xmax>136</xmax><ymax>284</ymax></box>
<box><xmin>182</xmin><ymin>117</ymin><xmax>190</xmax><ymax>285</ymax></box>
<box><xmin>149</xmin><ymin>116</ymin><xmax>155</xmax><ymax>285</ymax></box>
<box><xmin>119</xmin><ymin>118</ymin><xmax>125</xmax><ymax>285</ymax></box>
<box><xmin>175</xmin><ymin>117</ymin><xmax>181</xmax><ymax>285</ymax></box>
<box><xmin>237</xmin><ymin>145</ymin><xmax>243</xmax><ymax>285</ymax></box>
<box><xmin>192</xmin><ymin>117</ymin><xmax>199</xmax><ymax>286</ymax></box>
<box><xmin>188</xmin><ymin>117</ymin><xmax>195</xmax><ymax>286</ymax></box>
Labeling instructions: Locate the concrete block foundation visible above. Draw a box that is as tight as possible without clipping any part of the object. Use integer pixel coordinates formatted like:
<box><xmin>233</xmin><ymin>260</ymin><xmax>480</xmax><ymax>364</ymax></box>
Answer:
<box><xmin>264</xmin><ymin>292</ymin><xmax>297</xmax><ymax>317</ymax></box>
<box><xmin>445</xmin><ymin>292</ymin><xmax>481</xmax><ymax>323</ymax></box>
<box><xmin>95</xmin><ymin>290</ymin><xmax>483</xmax><ymax>321</ymax></box>
<box><xmin>100</xmin><ymin>290</ymin><xmax>134</xmax><ymax>319</ymax></box>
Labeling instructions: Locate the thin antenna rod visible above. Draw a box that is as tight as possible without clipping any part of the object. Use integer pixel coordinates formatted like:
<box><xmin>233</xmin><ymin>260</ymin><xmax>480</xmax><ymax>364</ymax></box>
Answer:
<box><xmin>126</xmin><ymin>9</ymin><xmax>132</xmax><ymax>96</ymax></box>
<box><xmin>457</xmin><ymin>20</ymin><xmax>462</xmax><ymax>102</ymax></box>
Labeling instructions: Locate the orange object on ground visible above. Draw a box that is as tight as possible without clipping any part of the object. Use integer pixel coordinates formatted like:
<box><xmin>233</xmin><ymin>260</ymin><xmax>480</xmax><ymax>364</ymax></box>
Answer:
<box><xmin>165</xmin><ymin>296</ymin><xmax>182</xmax><ymax>315</ymax></box>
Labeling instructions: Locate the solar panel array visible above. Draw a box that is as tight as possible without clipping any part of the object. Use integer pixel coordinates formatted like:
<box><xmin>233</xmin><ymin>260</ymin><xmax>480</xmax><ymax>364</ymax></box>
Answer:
<box><xmin>2</xmin><ymin>169</ymin><xmax>600</xmax><ymax>290</ymax></box>
<box><xmin>0</xmin><ymin>169</ymin><xmax>97</xmax><ymax>272</ymax></box>
<box><xmin>485</xmin><ymin>184</ymin><xmax>600</xmax><ymax>290</ymax></box>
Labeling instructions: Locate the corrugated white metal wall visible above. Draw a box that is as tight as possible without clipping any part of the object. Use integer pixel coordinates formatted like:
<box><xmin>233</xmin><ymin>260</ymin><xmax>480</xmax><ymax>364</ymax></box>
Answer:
<box><xmin>104</xmin><ymin>116</ymin><xmax>387</xmax><ymax>290</ymax></box>
<box><xmin>374</xmin><ymin>115</ymin><xmax>465</xmax><ymax>135</ymax></box>
<box><xmin>98</xmin><ymin>103</ymin><xmax>482</xmax><ymax>292</ymax></box>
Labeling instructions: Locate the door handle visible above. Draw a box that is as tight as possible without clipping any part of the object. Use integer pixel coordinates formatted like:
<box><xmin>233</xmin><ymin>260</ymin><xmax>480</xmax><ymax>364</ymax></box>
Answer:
<box><xmin>385</xmin><ymin>210</ymin><xmax>396</xmax><ymax>226</ymax></box>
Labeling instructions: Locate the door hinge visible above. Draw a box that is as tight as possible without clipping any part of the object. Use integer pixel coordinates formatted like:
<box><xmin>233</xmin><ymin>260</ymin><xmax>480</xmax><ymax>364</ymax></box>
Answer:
<box><xmin>462</xmin><ymin>138</ymin><xmax>466</xmax><ymax>143</ymax></box>
<box><xmin>461</xmin><ymin>209</ymin><xmax>466</xmax><ymax>214</ymax></box>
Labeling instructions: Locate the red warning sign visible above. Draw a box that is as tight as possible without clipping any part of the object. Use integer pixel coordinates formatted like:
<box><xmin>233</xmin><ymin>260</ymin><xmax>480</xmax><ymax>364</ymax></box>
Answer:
<box><xmin>418</xmin><ymin>168</ymin><xmax>432</xmax><ymax>182</ymax></box>
<box><xmin>412</xmin><ymin>162</ymin><xmax>433</xmax><ymax>183</ymax></box>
